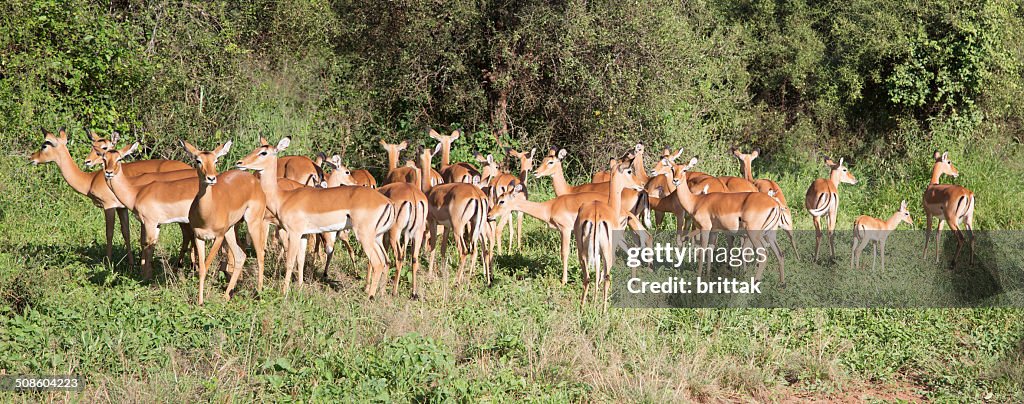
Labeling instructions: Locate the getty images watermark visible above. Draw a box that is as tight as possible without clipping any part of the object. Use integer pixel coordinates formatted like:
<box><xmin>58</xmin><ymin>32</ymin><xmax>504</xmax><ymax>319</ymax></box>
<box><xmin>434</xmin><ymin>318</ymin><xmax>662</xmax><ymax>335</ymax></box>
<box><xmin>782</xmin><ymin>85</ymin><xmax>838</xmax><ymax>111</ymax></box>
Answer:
<box><xmin>624</xmin><ymin>243</ymin><xmax>768</xmax><ymax>295</ymax></box>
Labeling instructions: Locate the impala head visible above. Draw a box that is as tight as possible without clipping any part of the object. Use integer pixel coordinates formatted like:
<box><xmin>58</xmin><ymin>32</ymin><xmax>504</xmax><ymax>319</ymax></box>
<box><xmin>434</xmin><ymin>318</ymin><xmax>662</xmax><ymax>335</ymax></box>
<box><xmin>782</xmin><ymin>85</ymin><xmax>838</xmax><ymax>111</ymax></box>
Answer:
<box><xmin>416</xmin><ymin>142</ymin><xmax>443</xmax><ymax>166</ymax></box>
<box><xmin>825</xmin><ymin>156</ymin><xmax>857</xmax><ymax>185</ymax></box>
<box><xmin>83</xmin><ymin>130</ymin><xmax>121</xmax><ymax>167</ymax></box>
<box><xmin>236</xmin><ymin>136</ymin><xmax>289</xmax><ymax>172</ymax></box>
<box><xmin>897</xmin><ymin>200</ymin><xmax>912</xmax><ymax>225</ymax></box>
<box><xmin>476</xmin><ymin>153</ymin><xmax>501</xmax><ymax>180</ymax></box>
<box><xmin>181</xmin><ymin>139</ymin><xmax>232</xmax><ymax>185</ymax></box>
<box><xmin>29</xmin><ymin>127</ymin><xmax>69</xmax><ymax>165</ymax></box>
<box><xmin>534</xmin><ymin>147</ymin><xmax>567</xmax><ymax>178</ymax></box>
<box><xmin>731</xmin><ymin>147</ymin><xmax>760</xmax><ymax>165</ymax></box>
<box><xmin>379</xmin><ymin>139</ymin><xmax>408</xmax><ymax>159</ymax></box>
<box><xmin>323</xmin><ymin>154</ymin><xmax>357</xmax><ymax>187</ymax></box>
<box><xmin>507</xmin><ymin>148</ymin><xmax>536</xmax><ymax>174</ymax></box>
<box><xmin>488</xmin><ymin>183</ymin><xmax>525</xmax><ymax>220</ymax></box>
<box><xmin>661</xmin><ymin>146</ymin><xmax>684</xmax><ymax>161</ymax></box>
<box><xmin>651</xmin><ymin>147</ymin><xmax>683</xmax><ymax>176</ymax></box>
<box><xmin>609</xmin><ymin>160</ymin><xmax>643</xmax><ymax>191</ymax></box>
<box><xmin>102</xmin><ymin>142</ymin><xmax>139</xmax><ymax>180</ymax></box>
<box><xmin>932</xmin><ymin>151</ymin><xmax>959</xmax><ymax>179</ymax></box>
<box><xmin>428</xmin><ymin>128</ymin><xmax>461</xmax><ymax>147</ymax></box>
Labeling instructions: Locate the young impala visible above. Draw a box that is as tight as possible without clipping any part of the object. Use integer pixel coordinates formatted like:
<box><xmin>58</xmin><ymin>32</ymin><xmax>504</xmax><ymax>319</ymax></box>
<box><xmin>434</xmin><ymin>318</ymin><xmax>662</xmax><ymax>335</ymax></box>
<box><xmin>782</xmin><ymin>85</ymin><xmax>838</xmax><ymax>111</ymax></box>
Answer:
<box><xmin>805</xmin><ymin>156</ymin><xmax>858</xmax><ymax>261</ymax></box>
<box><xmin>852</xmin><ymin>200</ymin><xmax>911</xmax><ymax>271</ymax></box>
<box><xmin>574</xmin><ymin>161</ymin><xmax>640</xmax><ymax>312</ymax></box>
<box><xmin>181</xmin><ymin>140</ymin><xmax>268</xmax><ymax>304</ymax></box>
<box><xmin>237</xmin><ymin>137</ymin><xmax>396</xmax><ymax>298</ymax></box>
<box><xmin>418</xmin><ymin>144</ymin><xmax>493</xmax><ymax>285</ymax></box>
<box><xmin>30</xmin><ymin>128</ymin><xmax>189</xmax><ymax>267</ymax></box>
<box><xmin>922</xmin><ymin>151</ymin><xmax>975</xmax><ymax>263</ymax></box>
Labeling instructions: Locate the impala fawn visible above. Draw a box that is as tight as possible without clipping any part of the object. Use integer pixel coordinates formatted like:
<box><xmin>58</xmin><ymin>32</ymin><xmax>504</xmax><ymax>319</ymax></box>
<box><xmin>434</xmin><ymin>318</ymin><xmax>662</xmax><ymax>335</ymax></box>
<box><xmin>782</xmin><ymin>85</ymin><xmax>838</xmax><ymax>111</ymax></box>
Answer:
<box><xmin>851</xmin><ymin>200</ymin><xmax>911</xmax><ymax>271</ymax></box>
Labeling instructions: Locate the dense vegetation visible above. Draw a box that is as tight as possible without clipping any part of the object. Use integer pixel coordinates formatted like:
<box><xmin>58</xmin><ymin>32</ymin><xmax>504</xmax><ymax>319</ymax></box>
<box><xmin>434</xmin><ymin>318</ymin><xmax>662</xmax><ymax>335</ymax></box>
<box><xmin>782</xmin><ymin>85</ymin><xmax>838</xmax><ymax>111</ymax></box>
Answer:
<box><xmin>1</xmin><ymin>0</ymin><xmax>1023</xmax><ymax>401</ymax></box>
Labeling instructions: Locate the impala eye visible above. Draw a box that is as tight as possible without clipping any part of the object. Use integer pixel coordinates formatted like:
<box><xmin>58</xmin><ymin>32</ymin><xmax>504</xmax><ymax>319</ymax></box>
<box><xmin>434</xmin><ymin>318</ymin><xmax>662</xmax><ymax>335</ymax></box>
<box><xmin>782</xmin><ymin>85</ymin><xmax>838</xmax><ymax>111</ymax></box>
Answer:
<box><xmin>345</xmin><ymin>171</ymin><xmax>351</xmax><ymax>175</ymax></box>
<box><xmin>499</xmin><ymin>200</ymin><xmax>505</xmax><ymax>205</ymax></box>
<box><xmin>259</xmin><ymin>151</ymin><xmax>268</xmax><ymax>156</ymax></box>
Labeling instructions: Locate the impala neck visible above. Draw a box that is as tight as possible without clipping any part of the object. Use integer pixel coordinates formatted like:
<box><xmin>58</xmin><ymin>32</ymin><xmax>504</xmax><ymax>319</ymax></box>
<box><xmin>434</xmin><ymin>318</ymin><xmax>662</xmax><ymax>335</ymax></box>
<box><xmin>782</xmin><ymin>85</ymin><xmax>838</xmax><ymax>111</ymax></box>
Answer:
<box><xmin>386</xmin><ymin>151</ymin><xmax>399</xmax><ymax>172</ymax></box>
<box><xmin>549</xmin><ymin>164</ymin><xmax>572</xmax><ymax>195</ymax></box>
<box><xmin>885</xmin><ymin>212</ymin><xmax>903</xmax><ymax>230</ymax></box>
<box><xmin>418</xmin><ymin>156</ymin><xmax>432</xmax><ymax>194</ymax></box>
<box><xmin>671</xmin><ymin>182</ymin><xmax>698</xmax><ymax>214</ymax></box>
<box><xmin>929</xmin><ymin>163</ymin><xmax>943</xmax><ymax>185</ymax></box>
<box><xmin>259</xmin><ymin>158</ymin><xmax>284</xmax><ymax>212</ymax></box>
<box><xmin>509</xmin><ymin>198</ymin><xmax>553</xmax><ymax>223</ymax></box>
<box><xmin>829</xmin><ymin>169</ymin><xmax>843</xmax><ymax>188</ymax></box>
<box><xmin>440</xmin><ymin>143</ymin><xmax>451</xmax><ymax>169</ymax></box>
<box><xmin>106</xmin><ymin>168</ymin><xmax>140</xmax><ymax>210</ymax></box>
<box><xmin>741</xmin><ymin>160</ymin><xmax>754</xmax><ymax>181</ymax></box>
<box><xmin>52</xmin><ymin>147</ymin><xmax>94</xmax><ymax>195</ymax></box>
<box><xmin>608</xmin><ymin>176</ymin><xmax>626</xmax><ymax>215</ymax></box>
<box><xmin>518</xmin><ymin>168</ymin><xmax>530</xmax><ymax>187</ymax></box>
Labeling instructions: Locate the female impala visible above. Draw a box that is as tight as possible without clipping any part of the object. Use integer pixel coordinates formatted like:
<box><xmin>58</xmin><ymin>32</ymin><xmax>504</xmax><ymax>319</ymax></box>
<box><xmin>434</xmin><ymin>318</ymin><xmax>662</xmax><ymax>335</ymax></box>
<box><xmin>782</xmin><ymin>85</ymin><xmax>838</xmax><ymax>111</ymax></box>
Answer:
<box><xmin>659</xmin><ymin>157</ymin><xmax>787</xmax><ymax>282</ymax></box>
<box><xmin>480</xmin><ymin>154</ymin><xmax>520</xmax><ymax>253</ymax></box>
<box><xmin>575</xmin><ymin>162</ymin><xmax>637</xmax><ymax>312</ymax></box>
<box><xmin>182</xmin><ymin>140</ymin><xmax>268</xmax><ymax>304</ymax></box>
<box><xmin>30</xmin><ymin>129</ymin><xmax>192</xmax><ymax>267</ymax></box>
<box><xmin>83</xmin><ymin>130</ymin><xmax>191</xmax><ymax>173</ymax></box>
<box><xmin>534</xmin><ymin>147</ymin><xmax>650</xmax><ymax>227</ymax></box>
<box><xmin>922</xmin><ymin>151</ymin><xmax>975</xmax><ymax>263</ymax></box>
<box><xmin>488</xmin><ymin>175</ymin><xmax>647</xmax><ymax>286</ymax></box>
<box><xmin>731</xmin><ymin>148</ymin><xmax>789</xmax><ymax>206</ymax></box>
<box><xmin>430</xmin><ymin>129</ymin><xmax>481</xmax><ymax>184</ymax></box>
<box><xmin>505</xmin><ymin>148</ymin><xmax>536</xmax><ymax>249</ymax></box>
<box><xmin>718</xmin><ymin>147</ymin><xmax>759</xmax><ymax>193</ymax></box>
<box><xmin>418</xmin><ymin>144</ymin><xmax>493</xmax><ymax>284</ymax></box>
<box><xmin>236</xmin><ymin>137</ymin><xmax>395</xmax><ymax>298</ymax></box>
<box><xmin>381</xmin><ymin>139</ymin><xmax>442</xmax><ymax>186</ymax></box>
<box><xmin>101</xmin><ymin>143</ymin><xmax>203</xmax><ymax>279</ymax></box>
<box><xmin>805</xmin><ymin>156</ymin><xmax>858</xmax><ymax>261</ymax></box>
<box><xmin>377</xmin><ymin>177</ymin><xmax>428</xmax><ymax>297</ymax></box>
<box><xmin>591</xmin><ymin>143</ymin><xmax>645</xmax><ymax>183</ymax></box>
<box><xmin>277</xmin><ymin>154</ymin><xmax>325</xmax><ymax>187</ymax></box>
<box><xmin>852</xmin><ymin>200</ymin><xmax>912</xmax><ymax>271</ymax></box>
<box><xmin>318</xmin><ymin>152</ymin><xmax>376</xmax><ymax>188</ymax></box>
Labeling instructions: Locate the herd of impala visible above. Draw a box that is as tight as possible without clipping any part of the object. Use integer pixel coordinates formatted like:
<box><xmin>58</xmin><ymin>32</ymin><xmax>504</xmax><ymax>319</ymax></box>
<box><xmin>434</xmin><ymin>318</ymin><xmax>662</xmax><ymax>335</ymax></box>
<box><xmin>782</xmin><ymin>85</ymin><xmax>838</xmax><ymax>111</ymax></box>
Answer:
<box><xmin>28</xmin><ymin>127</ymin><xmax>976</xmax><ymax>311</ymax></box>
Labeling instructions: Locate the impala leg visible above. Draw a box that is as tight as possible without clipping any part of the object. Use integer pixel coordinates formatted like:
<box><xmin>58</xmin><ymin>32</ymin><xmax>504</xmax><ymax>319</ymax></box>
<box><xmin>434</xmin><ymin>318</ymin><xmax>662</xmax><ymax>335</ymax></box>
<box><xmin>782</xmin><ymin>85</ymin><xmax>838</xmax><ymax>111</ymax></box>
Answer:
<box><xmin>811</xmin><ymin>215</ymin><xmax>823</xmax><ymax>261</ymax></box>
<box><xmin>321</xmin><ymin>231</ymin><xmax>336</xmax><ymax>280</ymax></box>
<box><xmin>140</xmin><ymin>223</ymin><xmax>160</xmax><ymax>280</ymax></box>
<box><xmin>964</xmin><ymin>216</ymin><xmax>975</xmax><ymax>264</ymax></box>
<box><xmin>516</xmin><ymin>211</ymin><xmax>524</xmax><ymax>249</ymax></box>
<box><xmin>357</xmin><ymin>228</ymin><xmax>387</xmax><ymax>299</ymax></box>
<box><xmin>439</xmin><ymin>226</ymin><xmax>452</xmax><ymax>278</ymax></box>
<box><xmin>495</xmin><ymin>214</ymin><xmax>507</xmax><ymax>254</ymax></box>
<box><xmin>410</xmin><ymin>229</ymin><xmax>424</xmax><ymax>299</ymax></box>
<box><xmin>103</xmin><ymin>208</ymin><xmax>116</xmax><ymax>264</ymax></box>
<box><xmin>935</xmin><ymin>220</ymin><xmax>945</xmax><ymax>263</ymax></box>
<box><xmin>850</xmin><ymin>233</ymin><xmax>858</xmax><ymax>269</ymax></box>
<box><xmin>195</xmin><ymin>238</ymin><xmax>209</xmax><ymax>305</ymax></box>
<box><xmin>389</xmin><ymin>228</ymin><xmax>403</xmax><ymax>296</ymax></box>
<box><xmin>947</xmin><ymin>216</ymin><xmax>964</xmax><ymax>264</ymax></box>
<box><xmin>116</xmin><ymin>208</ymin><xmax>136</xmax><ymax>267</ymax></box>
<box><xmin>870</xmin><ymin>242</ymin><xmax>877</xmax><ymax>271</ymax></box>
<box><xmin>296</xmin><ymin>236</ymin><xmax>309</xmax><ymax>287</ymax></box>
<box><xmin>577</xmin><ymin>234</ymin><xmax>590</xmax><ymax>310</ymax></box>
<box><xmin>247</xmin><ymin>214</ymin><xmax>267</xmax><ymax>292</ymax></box>
<box><xmin>827</xmin><ymin>209</ymin><xmax>838</xmax><ymax>260</ymax></box>
<box><xmin>426</xmin><ymin>221</ymin><xmax>439</xmax><ymax>277</ymax></box>
<box><xmin>922</xmin><ymin>214</ymin><xmax>932</xmax><ymax>260</ymax></box>
<box><xmin>339</xmin><ymin>230</ymin><xmax>357</xmax><ymax>263</ymax></box>
<box><xmin>768</xmin><ymin>232</ymin><xmax>785</xmax><ymax>285</ymax></box>
<box><xmin>560</xmin><ymin>228</ymin><xmax>572</xmax><ymax>285</ymax></box>
<box><xmin>176</xmin><ymin>223</ymin><xmax>194</xmax><ymax>269</ymax></box>
<box><xmin>880</xmin><ymin>239</ymin><xmax>887</xmax><ymax>272</ymax></box>
<box><xmin>283</xmin><ymin>233</ymin><xmax>302</xmax><ymax>295</ymax></box>
<box><xmin>223</xmin><ymin>227</ymin><xmax>246</xmax><ymax>300</ymax></box>
<box><xmin>601</xmin><ymin>230</ymin><xmax>614</xmax><ymax>314</ymax></box>
<box><xmin>698</xmin><ymin>229</ymin><xmax>712</xmax><ymax>277</ymax></box>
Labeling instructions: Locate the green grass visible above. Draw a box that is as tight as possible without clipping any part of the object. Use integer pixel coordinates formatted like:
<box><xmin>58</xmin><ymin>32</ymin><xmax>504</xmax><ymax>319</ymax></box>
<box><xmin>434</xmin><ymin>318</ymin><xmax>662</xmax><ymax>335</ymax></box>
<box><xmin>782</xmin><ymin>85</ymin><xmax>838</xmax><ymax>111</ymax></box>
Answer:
<box><xmin>2</xmin><ymin>150</ymin><xmax>1023</xmax><ymax>402</ymax></box>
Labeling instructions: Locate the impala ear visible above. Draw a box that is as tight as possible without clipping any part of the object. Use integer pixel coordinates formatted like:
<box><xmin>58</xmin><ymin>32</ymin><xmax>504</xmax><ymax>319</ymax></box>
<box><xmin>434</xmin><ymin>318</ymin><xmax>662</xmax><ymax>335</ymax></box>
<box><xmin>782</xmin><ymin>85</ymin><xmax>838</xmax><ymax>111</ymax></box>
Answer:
<box><xmin>487</xmin><ymin>154</ymin><xmax>494</xmax><ymax>164</ymax></box>
<box><xmin>85</xmin><ymin>129</ymin><xmax>98</xmax><ymax>142</ymax></box>
<box><xmin>688</xmin><ymin>156</ymin><xmax>699</xmax><ymax>167</ymax></box>
<box><xmin>432</xmin><ymin>142</ymin><xmax>443</xmax><ymax>157</ymax></box>
<box><xmin>752</xmin><ymin>148</ymin><xmax>760</xmax><ymax>158</ymax></box>
<box><xmin>671</xmin><ymin>147</ymin><xmax>684</xmax><ymax>161</ymax></box>
<box><xmin>730</xmin><ymin>146</ymin><xmax>739</xmax><ymax>156</ymax></box>
<box><xmin>512</xmin><ymin>183</ymin><xmax>524</xmax><ymax>194</ymax></box>
<box><xmin>702</xmin><ymin>184</ymin><xmax>710</xmax><ymax>194</ymax></box>
<box><xmin>451</xmin><ymin>129</ymin><xmax>461</xmax><ymax>140</ymax></box>
<box><xmin>941</xmin><ymin>152</ymin><xmax>949</xmax><ymax>162</ymax></box>
<box><xmin>556</xmin><ymin>148</ymin><xmax>567</xmax><ymax>160</ymax></box>
<box><xmin>398</xmin><ymin>140</ymin><xmax>408</xmax><ymax>150</ymax></box>
<box><xmin>110</xmin><ymin>131</ymin><xmax>120</xmax><ymax>144</ymax></box>
<box><xmin>180</xmin><ymin>140</ymin><xmax>200</xmax><ymax>156</ymax></box>
<box><xmin>933</xmin><ymin>150</ymin><xmax>942</xmax><ymax>160</ymax></box>
<box><xmin>41</xmin><ymin>127</ymin><xmax>50</xmax><ymax>136</ymax></box>
<box><xmin>378</xmin><ymin>139</ymin><xmax>387</xmax><ymax>147</ymax></box>
<box><xmin>120</xmin><ymin>142</ymin><xmax>139</xmax><ymax>160</ymax></box>
<box><xmin>58</xmin><ymin>127</ymin><xmax>67</xmax><ymax>141</ymax></box>
<box><xmin>215</xmin><ymin>140</ymin><xmax>232</xmax><ymax>158</ymax></box>
<box><xmin>259</xmin><ymin>136</ymin><xmax>269</xmax><ymax>146</ymax></box>
<box><xmin>839</xmin><ymin>157</ymin><xmax>845</xmax><ymax>167</ymax></box>
<box><xmin>472</xmin><ymin>175</ymin><xmax>481</xmax><ymax>185</ymax></box>
<box><xmin>330</xmin><ymin>155</ymin><xmax>343</xmax><ymax>169</ymax></box>
<box><xmin>276</xmin><ymin>137</ymin><xmax>291</xmax><ymax>151</ymax></box>
<box><xmin>428</xmin><ymin>128</ymin><xmax>441</xmax><ymax>140</ymax></box>
<box><xmin>529</xmin><ymin>148</ymin><xmax>537</xmax><ymax>159</ymax></box>
<box><xmin>900</xmin><ymin>200</ymin><xmax>908</xmax><ymax>210</ymax></box>
<box><xmin>767</xmin><ymin>189</ymin><xmax>777</xmax><ymax>197</ymax></box>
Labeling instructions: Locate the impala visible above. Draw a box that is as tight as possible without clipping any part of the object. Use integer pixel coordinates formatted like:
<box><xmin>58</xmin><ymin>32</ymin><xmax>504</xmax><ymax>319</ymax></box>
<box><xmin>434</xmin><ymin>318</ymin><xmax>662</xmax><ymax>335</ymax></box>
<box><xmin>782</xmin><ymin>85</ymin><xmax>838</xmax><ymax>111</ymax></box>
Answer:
<box><xmin>805</xmin><ymin>156</ymin><xmax>857</xmax><ymax>261</ymax></box>
<box><xmin>922</xmin><ymin>151</ymin><xmax>975</xmax><ymax>263</ymax></box>
<box><xmin>237</xmin><ymin>137</ymin><xmax>395</xmax><ymax>297</ymax></box>
<box><xmin>182</xmin><ymin>140</ymin><xmax>268</xmax><ymax>304</ymax></box>
<box><xmin>429</xmin><ymin>129</ymin><xmax>482</xmax><ymax>184</ymax></box>
<box><xmin>656</xmin><ymin>157</ymin><xmax>787</xmax><ymax>282</ymax></box>
<box><xmin>488</xmin><ymin>175</ymin><xmax>648</xmax><ymax>286</ymax></box>
<box><xmin>101</xmin><ymin>143</ymin><xmax>204</xmax><ymax>279</ymax></box>
<box><xmin>534</xmin><ymin>147</ymin><xmax>650</xmax><ymax>227</ymax></box>
<box><xmin>852</xmin><ymin>200</ymin><xmax>911</xmax><ymax>271</ymax></box>
<box><xmin>277</xmin><ymin>153</ymin><xmax>325</xmax><ymax>187</ymax></box>
<box><xmin>418</xmin><ymin>144</ymin><xmax>493</xmax><ymax>284</ymax></box>
<box><xmin>381</xmin><ymin>139</ymin><xmax>442</xmax><ymax>186</ymax></box>
<box><xmin>480</xmin><ymin>153</ymin><xmax>520</xmax><ymax>253</ymax></box>
<box><xmin>319</xmin><ymin>152</ymin><xmax>376</xmax><ymax>188</ymax></box>
<box><xmin>574</xmin><ymin>161</ymin><xmax>639</xmax><ymax>312</ymax></box>
<box><xmin>377</xmin><ymin>179</ymin><xmax>428</xmax><ymax>297</ymax></box>
<box><xmin>29</xmin><ymin>128</ymin><xmax>191</xmax><ymax>269</ymax></box>
<box><xmin>505</xmin><ymin>148</ymin><xmax>537</xmax><ymax>249</ymax></box>
<box><xmin>591</xmin><ymin>143</ymin><xmax>645</xmax><ymax>183</ymax></box>
<box><xmin>83</xmin><ymin>130</ymin><xmax>191</xmax><ymax>173</ymax></box>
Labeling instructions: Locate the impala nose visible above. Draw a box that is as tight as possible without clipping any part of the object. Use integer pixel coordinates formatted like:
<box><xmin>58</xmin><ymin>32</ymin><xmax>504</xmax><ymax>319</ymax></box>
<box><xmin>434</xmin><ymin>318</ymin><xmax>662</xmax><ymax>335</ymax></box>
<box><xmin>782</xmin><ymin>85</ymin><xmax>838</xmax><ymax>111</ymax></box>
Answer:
<box><xmin>206</xmin><ymin>176</ymin><xmax>217</xmax><ymax>183</ymax></box>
